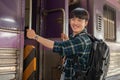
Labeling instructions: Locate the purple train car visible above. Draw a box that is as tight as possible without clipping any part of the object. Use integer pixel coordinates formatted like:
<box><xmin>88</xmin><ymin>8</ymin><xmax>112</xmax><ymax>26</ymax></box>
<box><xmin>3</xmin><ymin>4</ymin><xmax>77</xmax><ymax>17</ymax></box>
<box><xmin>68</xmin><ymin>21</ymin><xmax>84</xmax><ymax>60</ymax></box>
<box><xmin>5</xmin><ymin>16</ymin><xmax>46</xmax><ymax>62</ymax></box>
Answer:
<box><xmin>0</xmin><ymin>0</ymin><xmax>24</xmax><ymax>80</ymax></box>
<box><xmin>0</xmin><ymin>0</ymin><xmax>120</xmax><ymax>80</ymax></box>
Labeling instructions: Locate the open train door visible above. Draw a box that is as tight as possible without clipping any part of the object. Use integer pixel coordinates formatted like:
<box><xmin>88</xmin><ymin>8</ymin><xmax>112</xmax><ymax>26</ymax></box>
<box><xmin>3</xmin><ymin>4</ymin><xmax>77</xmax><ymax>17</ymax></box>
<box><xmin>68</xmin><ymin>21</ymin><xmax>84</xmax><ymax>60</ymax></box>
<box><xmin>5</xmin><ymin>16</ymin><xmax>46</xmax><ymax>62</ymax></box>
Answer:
<box><xmin>40</xmin><ymin>0</ymin><xmax>69</xmax><ymax>80</ymax></box>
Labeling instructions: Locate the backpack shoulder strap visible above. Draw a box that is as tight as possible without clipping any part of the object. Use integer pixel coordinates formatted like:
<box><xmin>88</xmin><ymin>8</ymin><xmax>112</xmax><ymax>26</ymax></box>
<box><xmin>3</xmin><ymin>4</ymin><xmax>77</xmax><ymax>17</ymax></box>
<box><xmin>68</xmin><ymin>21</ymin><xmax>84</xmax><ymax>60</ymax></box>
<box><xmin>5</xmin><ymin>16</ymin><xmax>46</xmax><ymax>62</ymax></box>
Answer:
<box><xmin>85</xmin><ymin>33</ymin><xmax>99</xmax><ymax>42</ymax></box>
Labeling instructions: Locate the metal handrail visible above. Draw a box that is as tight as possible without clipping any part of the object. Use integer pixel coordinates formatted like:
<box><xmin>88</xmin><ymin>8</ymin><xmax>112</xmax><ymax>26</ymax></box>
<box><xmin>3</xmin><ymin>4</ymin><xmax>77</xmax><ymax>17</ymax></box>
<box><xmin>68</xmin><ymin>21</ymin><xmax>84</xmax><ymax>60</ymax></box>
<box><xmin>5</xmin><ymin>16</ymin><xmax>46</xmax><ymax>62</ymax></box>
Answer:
<box><xmin>29</xmin><ymin>0</ymin><xmax>32</xmax><ymax>30</ymax></box>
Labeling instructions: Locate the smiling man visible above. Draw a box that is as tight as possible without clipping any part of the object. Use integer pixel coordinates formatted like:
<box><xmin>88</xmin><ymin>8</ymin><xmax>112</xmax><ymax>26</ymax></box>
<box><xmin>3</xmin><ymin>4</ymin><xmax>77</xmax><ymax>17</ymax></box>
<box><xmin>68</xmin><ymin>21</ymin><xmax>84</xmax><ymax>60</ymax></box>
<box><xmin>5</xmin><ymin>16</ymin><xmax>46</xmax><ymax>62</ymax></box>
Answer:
<box><xmin>27</xmin><ymin>8</ymin><xmax>92</xmax><ymax>80</ymax></box>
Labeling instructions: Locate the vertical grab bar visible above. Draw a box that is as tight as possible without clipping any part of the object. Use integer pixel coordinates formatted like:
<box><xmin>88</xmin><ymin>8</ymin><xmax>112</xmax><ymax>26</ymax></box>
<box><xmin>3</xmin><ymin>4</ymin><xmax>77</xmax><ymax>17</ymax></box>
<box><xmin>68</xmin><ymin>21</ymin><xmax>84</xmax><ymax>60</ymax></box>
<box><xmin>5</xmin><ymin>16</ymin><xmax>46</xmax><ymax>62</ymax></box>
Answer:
<box><xmin>29</xmin><ymin>0</ymin><xmax>32</xmax><ymax>30</ymax></box>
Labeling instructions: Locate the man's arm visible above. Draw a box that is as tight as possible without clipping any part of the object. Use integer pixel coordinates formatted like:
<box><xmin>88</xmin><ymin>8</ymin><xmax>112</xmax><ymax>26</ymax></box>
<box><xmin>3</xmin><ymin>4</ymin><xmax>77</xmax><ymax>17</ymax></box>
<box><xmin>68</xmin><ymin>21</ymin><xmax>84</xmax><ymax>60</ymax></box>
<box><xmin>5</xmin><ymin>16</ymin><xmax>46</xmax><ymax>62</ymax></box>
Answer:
<box><xmin>27</xmin><ymin>29</ymin><xmax>54</xmax><ymax>49</ymax></box>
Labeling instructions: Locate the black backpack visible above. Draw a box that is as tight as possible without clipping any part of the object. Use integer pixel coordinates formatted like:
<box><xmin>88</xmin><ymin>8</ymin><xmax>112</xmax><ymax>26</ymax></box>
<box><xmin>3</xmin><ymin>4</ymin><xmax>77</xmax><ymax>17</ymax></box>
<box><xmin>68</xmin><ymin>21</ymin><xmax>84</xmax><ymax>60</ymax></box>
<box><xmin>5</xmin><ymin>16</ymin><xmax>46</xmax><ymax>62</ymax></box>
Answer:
<box><xmin>74</xmin><ymin>33</ymin><xmax>110</xmax><ymax>80</ymax></box>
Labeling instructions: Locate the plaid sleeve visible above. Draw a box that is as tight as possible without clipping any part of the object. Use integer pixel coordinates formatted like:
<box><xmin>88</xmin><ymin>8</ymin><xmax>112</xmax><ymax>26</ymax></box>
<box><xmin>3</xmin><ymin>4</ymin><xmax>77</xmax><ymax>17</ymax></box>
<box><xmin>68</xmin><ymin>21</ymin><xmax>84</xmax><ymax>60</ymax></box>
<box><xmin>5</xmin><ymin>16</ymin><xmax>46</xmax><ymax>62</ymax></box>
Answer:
<box><xmin>53</xmin><ymin>41</ymin><xmax>64</xmax><ymax>56</ymax></box>
<box><xmin>53</xmin><ymin>37</ymin><xmax>85</xmax><ymax>56</ymax></box>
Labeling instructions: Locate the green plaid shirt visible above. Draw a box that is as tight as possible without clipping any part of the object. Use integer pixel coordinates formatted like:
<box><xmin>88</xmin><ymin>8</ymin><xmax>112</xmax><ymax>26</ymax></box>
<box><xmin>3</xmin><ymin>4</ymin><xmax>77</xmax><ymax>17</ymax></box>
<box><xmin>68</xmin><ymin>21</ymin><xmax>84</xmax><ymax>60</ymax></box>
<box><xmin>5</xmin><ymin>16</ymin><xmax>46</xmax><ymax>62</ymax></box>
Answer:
<box><xmin>53</xmin><ymin>29</ymin><xmax>92</xmax><ymax>80</ymax></box>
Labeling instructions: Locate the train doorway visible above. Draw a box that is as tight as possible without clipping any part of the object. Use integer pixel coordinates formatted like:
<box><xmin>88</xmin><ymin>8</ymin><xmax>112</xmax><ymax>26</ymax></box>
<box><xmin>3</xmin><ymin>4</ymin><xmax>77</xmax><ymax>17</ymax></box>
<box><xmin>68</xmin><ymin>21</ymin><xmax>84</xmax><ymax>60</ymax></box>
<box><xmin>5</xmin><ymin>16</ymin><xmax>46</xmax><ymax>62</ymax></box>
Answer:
<box><xmin>23</xmin><ymin>0</ymin><xmax>40</xmax><ymax>80</ymax></box>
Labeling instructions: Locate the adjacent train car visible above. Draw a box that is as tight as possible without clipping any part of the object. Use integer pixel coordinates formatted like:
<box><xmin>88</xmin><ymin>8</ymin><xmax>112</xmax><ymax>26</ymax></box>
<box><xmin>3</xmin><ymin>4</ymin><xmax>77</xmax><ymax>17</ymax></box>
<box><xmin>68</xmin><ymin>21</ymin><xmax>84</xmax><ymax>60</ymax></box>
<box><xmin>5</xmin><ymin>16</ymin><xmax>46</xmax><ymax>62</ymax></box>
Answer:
<box><xmin>0</xmin><ymin>0</ymin><xmax>120</xmax><ymax>80</ymax></box>
<box><xmin>0</xmin><ymin>0</ymin><xmax>24</xmax><ymax>80</ymax></box>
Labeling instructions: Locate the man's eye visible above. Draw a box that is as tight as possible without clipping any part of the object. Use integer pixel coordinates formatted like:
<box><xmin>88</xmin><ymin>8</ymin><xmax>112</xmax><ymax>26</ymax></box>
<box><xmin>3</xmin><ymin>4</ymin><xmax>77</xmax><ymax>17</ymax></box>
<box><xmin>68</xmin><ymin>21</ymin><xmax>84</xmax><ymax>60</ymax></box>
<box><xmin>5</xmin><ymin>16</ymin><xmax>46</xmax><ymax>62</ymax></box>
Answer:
<box><xmin>78</xmin><ymin>19</ymin><xmax>84</xmax><ymax>22</ymax></box>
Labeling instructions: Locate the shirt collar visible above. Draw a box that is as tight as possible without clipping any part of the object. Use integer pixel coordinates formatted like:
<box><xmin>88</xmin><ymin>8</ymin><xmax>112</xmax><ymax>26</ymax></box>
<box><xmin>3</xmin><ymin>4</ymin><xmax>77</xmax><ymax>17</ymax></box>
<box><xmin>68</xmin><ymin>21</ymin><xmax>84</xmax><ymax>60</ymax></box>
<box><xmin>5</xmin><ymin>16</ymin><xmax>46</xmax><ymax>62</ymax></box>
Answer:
<box><xmin>70</xmin><ymin>28</ymin><xmax>87</xmax><ymax>39</ymax></box>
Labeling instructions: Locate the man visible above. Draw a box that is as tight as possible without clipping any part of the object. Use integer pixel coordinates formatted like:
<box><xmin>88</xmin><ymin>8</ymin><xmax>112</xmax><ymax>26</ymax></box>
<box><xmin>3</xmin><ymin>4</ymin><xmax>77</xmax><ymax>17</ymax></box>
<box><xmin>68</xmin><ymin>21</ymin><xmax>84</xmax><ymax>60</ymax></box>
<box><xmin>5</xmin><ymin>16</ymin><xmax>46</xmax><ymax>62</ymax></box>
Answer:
<box><xmin>27</xmin><ymin>7</ymin><xmax>92</xmax><ymax>80</ymax></box>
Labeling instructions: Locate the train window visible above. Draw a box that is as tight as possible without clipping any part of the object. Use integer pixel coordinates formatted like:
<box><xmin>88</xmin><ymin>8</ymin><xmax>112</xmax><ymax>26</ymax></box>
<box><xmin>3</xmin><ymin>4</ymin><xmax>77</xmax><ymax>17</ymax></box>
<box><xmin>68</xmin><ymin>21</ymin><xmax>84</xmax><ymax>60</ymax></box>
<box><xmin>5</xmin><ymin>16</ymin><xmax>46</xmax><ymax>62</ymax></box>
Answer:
<box><xmin>69</xmin><ymin>0</ymin><xmax>80</xmax><ymax>12</ymax></box>
<box><xmin>69</xmin><ymin>0</ymin><xmax>80</xmax><ymax>6</ymax></box>
<box><xmin>103</xmin><ymin>5</ymin><xmax>116</xmax><ymax>41</ymax></box>
<box><xmin>0</xmin><ymin>0</ymin><xmax>23</xmax><ymax>30</ymax></box>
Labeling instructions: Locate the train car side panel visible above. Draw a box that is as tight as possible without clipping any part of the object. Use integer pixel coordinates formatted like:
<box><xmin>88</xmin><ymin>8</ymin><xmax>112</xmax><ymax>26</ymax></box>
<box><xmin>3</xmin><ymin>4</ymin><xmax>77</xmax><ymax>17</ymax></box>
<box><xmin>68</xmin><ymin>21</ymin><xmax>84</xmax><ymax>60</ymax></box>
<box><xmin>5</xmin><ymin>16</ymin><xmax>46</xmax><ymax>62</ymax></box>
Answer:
<box><xmin>0</xmin><ymin>0</ymin><xmax>25</xmax><ymax>80</ymax></box>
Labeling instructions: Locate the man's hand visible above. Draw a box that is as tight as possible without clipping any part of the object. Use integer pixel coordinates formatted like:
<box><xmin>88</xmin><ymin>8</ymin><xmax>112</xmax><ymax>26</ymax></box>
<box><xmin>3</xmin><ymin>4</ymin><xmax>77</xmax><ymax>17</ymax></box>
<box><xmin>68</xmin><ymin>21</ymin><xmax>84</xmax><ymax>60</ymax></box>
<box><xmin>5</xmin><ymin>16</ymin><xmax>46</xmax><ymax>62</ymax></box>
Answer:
<box><xmin>27</xmin><ymin>29</ymin><xmax>36</xmax><ymax>39</ymax></box>
<box><xmin>61</xmin><ymin>33</ymin><xmax>69</xmax><ymax>41</ymax></box>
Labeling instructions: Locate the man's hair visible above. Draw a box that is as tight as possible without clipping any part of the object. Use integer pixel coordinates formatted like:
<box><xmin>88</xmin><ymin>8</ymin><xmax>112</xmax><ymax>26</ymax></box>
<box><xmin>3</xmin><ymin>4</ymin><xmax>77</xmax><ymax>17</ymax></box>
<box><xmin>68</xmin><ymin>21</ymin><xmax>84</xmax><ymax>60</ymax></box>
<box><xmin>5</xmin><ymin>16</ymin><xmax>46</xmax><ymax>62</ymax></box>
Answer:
<box><xmin>70</xmin><ymin>8</ymin><xmax>89</xmax><ymax>21</ymax></box>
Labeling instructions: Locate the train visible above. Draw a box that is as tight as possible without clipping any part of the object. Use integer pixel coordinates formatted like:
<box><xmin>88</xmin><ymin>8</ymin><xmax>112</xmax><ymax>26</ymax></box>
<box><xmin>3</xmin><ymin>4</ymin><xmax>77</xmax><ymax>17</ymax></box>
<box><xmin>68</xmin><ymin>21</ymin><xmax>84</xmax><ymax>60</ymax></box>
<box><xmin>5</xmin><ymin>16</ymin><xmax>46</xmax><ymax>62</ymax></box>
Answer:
<box><xmin>0</xmin><ymin>0</ymin><xmax>120</xmax><ymax>80</ymax></box>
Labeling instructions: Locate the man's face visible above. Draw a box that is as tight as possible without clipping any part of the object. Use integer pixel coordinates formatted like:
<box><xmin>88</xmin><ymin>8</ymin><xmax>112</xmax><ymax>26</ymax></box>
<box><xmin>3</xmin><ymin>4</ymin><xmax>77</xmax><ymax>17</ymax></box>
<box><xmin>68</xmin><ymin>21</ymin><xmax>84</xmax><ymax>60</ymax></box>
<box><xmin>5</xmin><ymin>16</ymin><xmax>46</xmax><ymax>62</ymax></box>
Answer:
<box><xmin>70</xmin><ymin>17</ymin><xmax>88</xmax><ymax>35</ymax></box>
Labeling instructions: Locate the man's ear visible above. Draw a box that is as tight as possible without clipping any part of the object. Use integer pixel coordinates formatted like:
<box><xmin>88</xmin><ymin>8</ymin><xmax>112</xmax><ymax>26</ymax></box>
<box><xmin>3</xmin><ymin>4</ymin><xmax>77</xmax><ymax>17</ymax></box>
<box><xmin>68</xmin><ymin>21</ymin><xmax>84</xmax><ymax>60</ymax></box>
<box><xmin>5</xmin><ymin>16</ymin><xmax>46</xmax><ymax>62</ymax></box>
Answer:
<box><xmin>85</xmin><ymin>21</ymin><xmax>88</xmax><ymax>26</ymax></box>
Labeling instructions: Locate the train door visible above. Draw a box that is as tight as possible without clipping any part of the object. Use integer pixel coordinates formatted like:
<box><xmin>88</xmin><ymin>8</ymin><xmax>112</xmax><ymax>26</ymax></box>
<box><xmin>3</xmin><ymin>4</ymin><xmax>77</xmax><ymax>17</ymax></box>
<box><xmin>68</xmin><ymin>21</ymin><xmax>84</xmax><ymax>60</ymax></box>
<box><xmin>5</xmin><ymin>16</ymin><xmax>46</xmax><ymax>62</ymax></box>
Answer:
<box><xmin>0</xmin><ymin>0</ymin><xmax>24</xmax><ymax>80</ymax></box>
<box><xmin>23</xmin><ymin>0</ymin><xmax>40</xmax><ymax>80</ymax></box>
<box><xmin>40</xmin><ymin>0</ymin><xmax>68</xmax><ymax>80</ymax></box>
